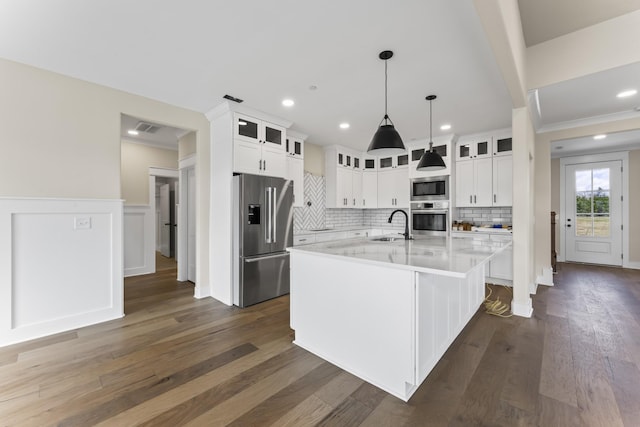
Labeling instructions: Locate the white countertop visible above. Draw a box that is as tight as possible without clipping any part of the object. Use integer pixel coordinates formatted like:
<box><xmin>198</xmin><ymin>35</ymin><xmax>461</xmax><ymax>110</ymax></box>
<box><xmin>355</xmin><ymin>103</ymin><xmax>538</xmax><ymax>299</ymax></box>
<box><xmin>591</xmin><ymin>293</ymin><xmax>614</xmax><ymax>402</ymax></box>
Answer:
<box><xmin>287</xmin><ymin>235</ymin><xmax>511</xmax><ymax>278</ymax></box>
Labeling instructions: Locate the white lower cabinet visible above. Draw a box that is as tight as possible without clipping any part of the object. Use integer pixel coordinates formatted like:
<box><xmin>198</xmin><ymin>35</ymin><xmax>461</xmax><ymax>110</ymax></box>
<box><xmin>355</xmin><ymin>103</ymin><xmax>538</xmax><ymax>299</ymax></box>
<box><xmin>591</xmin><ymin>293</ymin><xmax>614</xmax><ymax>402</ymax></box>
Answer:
<box><xmin>488</xmin><ymin>234</ymin><xmax>513</xmax><ymax>282</ymax></box>
<box><xmin>362</xmin><ymin>171</ymin><xmax>378</xmax><ymax>208</ymax></box>
<box><xmin>451</xmin><ymin>231</ymin><xmax>512</xmax><ymax>284</ymax></box>
<box><xmin>455</xmin><ymin>158</ymin><xmax>492</xmax><ymax>207</ymax></box>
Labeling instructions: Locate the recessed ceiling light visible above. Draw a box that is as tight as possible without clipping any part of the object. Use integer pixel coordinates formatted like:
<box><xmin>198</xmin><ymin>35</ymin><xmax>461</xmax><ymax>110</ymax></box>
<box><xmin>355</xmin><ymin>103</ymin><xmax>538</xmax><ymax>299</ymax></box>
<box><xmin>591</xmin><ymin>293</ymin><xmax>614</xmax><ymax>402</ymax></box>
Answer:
<box><xmin>440</xmin><ymin>124</ymin><xmax>451</xmax><ymax>131</ymax></box>
<box><xmin>617</xmin><ymin>89</ymin><xmax>637</xmax><ymax>98</ymax></box>
<box><xmin>127</xmin><ymin>130</ymin><xmax>139</xmax><ymax>136</ymax></box>
<box><xmin>593</xmin><ymin>134</ymin><xmax>607</xmax><ymax>140</ymax></box>
<box><xmin>282</xmin><ymin>99</ymin><xmax>295</xmax><ymax>107</ymax></box>
<box><xmin>339</xmin><ymin>123</ymin><xmax>350</xmax><ymax>129</ymax></box>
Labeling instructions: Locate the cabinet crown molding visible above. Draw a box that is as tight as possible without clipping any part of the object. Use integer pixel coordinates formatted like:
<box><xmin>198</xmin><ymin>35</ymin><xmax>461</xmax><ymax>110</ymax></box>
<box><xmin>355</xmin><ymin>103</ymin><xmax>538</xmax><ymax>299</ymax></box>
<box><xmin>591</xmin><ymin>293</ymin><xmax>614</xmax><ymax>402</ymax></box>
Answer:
<box><xmin>205</xmin><ymin>101</ymin><xmax>293</xmax><ymax>128</ymax></box>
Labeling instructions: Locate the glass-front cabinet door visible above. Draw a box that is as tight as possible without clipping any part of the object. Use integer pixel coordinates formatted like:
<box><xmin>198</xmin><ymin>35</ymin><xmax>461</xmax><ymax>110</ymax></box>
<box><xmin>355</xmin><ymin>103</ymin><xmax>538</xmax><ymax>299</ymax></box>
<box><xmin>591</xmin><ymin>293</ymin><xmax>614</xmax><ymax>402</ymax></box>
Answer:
<box><xmin>234</xmin><ymin>114</ymin><xmax>260</xmax><ymax>144</ymax></box>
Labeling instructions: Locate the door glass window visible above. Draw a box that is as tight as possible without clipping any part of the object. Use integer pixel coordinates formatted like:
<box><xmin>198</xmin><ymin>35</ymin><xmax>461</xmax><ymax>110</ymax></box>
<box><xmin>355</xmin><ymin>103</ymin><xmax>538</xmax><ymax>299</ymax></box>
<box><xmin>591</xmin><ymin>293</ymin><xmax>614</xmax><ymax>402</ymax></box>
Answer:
<box><xmin>412</xmin><ymin>149</ymin><xmax>425</xmax><ymax>161</ymax></box>
<box><xmin>496</xmin><ymin>138</ymin><xmax>512</xmax><ymax>153</ymax></box>
<box><xmin>380</xmin><ymin>157</ymin><xmax>393</xmax><ymax>168</ymax></box>
<box><xmin>238</xmin><ymin>118</ymin><xmax>258</xmax><ymax>139</ymax></box>
<box><xmin>434</xmin><ymin>145</ymin><xmax>447</xmax><ymax>157</ymax></box>
<box><xmin>264</xmin><ymin>126</ymin><xmax>282</xmax><ymax>145</ymax></box>
<box><xmin>477</xmin><ymin>141</ymin><xmax>488</xmax><ymax>156</ymax></box>
<box><xmin>575</xmin><ymin>168</ymin><xmax>610</xmax><ymax>237</ymax></box>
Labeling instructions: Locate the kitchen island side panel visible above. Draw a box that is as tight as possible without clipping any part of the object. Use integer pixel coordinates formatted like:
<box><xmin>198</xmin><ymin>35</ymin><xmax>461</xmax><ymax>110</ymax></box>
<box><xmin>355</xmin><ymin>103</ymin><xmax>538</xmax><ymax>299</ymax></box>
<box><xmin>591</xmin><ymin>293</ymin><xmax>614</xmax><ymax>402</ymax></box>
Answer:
<box><xmin>290</xmin><ymin>251</ymin><xmax>416</xmax><ymax>400</ymax></box>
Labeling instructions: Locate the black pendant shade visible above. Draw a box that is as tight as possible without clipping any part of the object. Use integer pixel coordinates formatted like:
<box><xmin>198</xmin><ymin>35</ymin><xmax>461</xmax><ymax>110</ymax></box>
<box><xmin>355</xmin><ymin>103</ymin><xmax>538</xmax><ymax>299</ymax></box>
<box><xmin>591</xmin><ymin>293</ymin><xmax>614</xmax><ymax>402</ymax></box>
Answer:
<box><xmin>367</xmin><ymin>50</ymin><xmax>406</xmax><ymax>156</ymax></box>
<box><xmin>417</xmin><ymin>95</ymin><xmax>446</xmax><ymax>171</ymax></box>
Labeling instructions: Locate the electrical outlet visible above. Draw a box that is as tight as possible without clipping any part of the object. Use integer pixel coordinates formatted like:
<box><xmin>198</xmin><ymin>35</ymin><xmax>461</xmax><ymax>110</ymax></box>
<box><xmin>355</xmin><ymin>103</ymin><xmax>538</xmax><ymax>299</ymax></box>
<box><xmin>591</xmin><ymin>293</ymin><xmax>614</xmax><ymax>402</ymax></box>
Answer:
<box><xmin>74</xmin><ymin>216</ymin><xmax>91</xmax><ymax>230</ymax></box>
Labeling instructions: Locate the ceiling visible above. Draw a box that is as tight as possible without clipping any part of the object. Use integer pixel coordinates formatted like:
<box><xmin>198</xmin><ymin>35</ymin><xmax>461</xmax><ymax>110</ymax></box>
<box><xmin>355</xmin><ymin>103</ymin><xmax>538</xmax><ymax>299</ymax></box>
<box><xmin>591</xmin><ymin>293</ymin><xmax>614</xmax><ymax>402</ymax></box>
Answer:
<box><xmin>0</xmin><ymin>0</ymin><xmax>512</xmax><ymax>151</ymax></box>
<box><xmin>120</xmin><ymin>114</ymin><xmax>187</xmax><ymax>151</ymax></box>
<box><xmin>1</xmin><ymin>1</ymin><xmax>640</xmax><ymax>155</ymax></box>
<box><xmin>551</xmin><ymin>128</ymin><xmax>640</xmax><ymax>158</ymax></box>
<box><xmin>518</xmin><ymin>0</ymin><xmax>640</xmax><ymax>47</ymax></box>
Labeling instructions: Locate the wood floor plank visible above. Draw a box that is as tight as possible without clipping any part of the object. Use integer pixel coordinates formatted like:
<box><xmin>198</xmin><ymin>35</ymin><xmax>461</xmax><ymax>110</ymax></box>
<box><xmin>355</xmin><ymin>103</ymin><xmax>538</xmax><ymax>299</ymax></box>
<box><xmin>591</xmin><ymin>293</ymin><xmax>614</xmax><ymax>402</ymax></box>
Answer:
<box><xmin>1</xmin><ymin>262</ymin><xmax>639</xmax><ymax>426</ymax></box>
<box><xmin>538</xmin><ymin>314</ymin><xmax>578</xmax><ymax>407</ymax></box>
<box><xmin>55</xmin><ymin>343</ymin><xmax>257</xmax><ymax>427</ymax></box>
<box><xmin>139</xmin><ymin>346</ymin><xmax>323</xmax><ymax>427</ymax></box>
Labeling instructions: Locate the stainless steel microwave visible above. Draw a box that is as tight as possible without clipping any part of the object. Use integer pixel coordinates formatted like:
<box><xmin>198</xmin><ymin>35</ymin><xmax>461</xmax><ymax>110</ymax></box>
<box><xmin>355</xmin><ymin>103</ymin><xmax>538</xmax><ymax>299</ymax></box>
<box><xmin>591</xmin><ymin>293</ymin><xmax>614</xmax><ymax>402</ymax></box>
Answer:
<box><xmin>410</xmin><ymin>176</ymin><xmax>448</xmax><ymax>201</ymax></box>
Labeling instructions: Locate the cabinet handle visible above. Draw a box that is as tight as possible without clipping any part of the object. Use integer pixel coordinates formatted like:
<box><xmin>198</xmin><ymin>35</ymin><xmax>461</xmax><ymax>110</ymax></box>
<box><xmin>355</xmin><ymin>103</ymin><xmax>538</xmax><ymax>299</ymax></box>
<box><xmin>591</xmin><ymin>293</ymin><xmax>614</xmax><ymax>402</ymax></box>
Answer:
<box><xmin>474</xmin><ymin>195</ymin><xmax>477</xmax><ymax>203</ymax></box>
<box><xmin>494</xmin><ymin>194</ymin><xmax>496</xmax><ymax>203</ymax></box>
<box><xmin>363</xmin><ymin>199</ymin><xmax>365</xmax><ymax>206</ymax></box>
<box><xmin>264</xmin><ymin>160</ymin><xmax>266</xmax><ymax>170</ymax></box>
<box><xmin>353</xmin><ymin>198</ymin><xmax>355</xmax><ymax>205</ymax></box>
<box><xmin>299</xmin><ymin>238</ymin><xmax>307</xmax><ymax>242</ymax></box>
<box><xmin>259</xmin><ymin>160</ymin><xmax>262</xmax><ymax>170</ymax></box>
<box><xmin>470</xmin><ymin>195</ymin><xmax>472</xmax><ymax>204</ymax></box>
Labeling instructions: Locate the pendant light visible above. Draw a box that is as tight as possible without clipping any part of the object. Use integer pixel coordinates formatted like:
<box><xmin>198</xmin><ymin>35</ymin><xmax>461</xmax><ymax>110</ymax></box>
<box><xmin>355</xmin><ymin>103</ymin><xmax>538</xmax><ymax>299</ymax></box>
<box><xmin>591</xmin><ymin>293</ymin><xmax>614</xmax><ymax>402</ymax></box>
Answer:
<box><xmin>417</xmin><ymin>95</ymin><xmax>446</xmax><ymax>171</ymax></box>
<box><xmin>367</xmin><ymin>50</ymin><xmax>406</xmax><ymax>156</ymax></box>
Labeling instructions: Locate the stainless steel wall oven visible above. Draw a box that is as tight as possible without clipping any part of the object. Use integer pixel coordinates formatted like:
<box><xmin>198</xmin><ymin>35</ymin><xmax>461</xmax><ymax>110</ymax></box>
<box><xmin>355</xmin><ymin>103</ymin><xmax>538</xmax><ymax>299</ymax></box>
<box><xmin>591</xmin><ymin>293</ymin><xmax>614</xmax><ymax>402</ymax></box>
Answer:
<box><xmin>410</xmin><ymin>201</ymin><xmax>449</xmax><ymax>236</ymax></box>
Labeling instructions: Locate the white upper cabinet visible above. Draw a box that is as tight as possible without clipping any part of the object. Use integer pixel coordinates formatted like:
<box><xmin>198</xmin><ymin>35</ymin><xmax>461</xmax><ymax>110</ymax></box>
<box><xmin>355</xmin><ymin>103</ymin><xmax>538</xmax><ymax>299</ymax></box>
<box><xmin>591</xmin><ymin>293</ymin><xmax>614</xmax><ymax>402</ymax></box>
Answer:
<box><xmin>377</xmin><ymin>168</ymin><xmax>409</xmax><ymax>208</ymax></box>
<box><xmin>492</xmin><ymin>131</ymin><xmax>512</xmax><ymax>157</ymax></box>
<box><xmin>326</xmin><ymin>147</ymin><xmax>362</xmax><ymax>208</ymax></box>
<box><xmin>286</xmin><ymin>136</ymin><xmax>304</xmax><ymax>158</ymax></box>
<box><xmin>233</xmin><ymin>113</ymin><xmax>287</xmax><ymax>177</ymax></box>
<box><xmin>492</xmin><ymin>155</ymin><xmax>513</xmax><ymax>206</ymax></box>
<box><xmin>362</xmin><ymin>171</ymin><xmax>378</xmax><ymax>208</ymax></box>
<box><xmin>455</xmin><ymin>135</ymin><xmax>491</xmax><ymax>162</ymax></box>
<box><xmin>454</xmin><ymin>129</ymin><xmax>512</xmax><ymax>207</ymax></box>
<box><xmin>285</xmin><ymin>130</ymin><xmax>307</xmax><ymax>207</ymax></box>
<box><xmin>377</xmin><ymin>153</ymin><xmax>409</xmax><ymax>171</ymax></box>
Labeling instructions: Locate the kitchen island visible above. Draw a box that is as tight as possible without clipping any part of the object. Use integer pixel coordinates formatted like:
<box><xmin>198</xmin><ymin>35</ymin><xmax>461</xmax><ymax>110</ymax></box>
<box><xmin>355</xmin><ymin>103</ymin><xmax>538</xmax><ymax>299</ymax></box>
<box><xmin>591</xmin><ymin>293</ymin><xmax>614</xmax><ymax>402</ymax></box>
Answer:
<box><xmin>287</xmin><ymin>235</ymin><xmax>511</xmax><ymax>401</ymax></box>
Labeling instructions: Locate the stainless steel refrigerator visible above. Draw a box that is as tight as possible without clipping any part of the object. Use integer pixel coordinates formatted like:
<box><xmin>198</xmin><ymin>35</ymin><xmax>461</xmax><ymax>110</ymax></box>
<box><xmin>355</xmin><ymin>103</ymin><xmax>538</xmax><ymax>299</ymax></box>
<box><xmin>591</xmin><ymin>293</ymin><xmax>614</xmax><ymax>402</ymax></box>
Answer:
<box><xmin>233</xmin><ymin>174</ymin><xmax>294</xmax><ymax>307</ymax></box>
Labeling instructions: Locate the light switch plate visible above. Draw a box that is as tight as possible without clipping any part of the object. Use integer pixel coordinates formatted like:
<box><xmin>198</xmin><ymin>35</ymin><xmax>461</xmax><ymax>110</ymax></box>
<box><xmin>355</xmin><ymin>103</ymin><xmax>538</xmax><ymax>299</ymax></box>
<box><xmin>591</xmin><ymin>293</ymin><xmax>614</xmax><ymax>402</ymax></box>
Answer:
<box><xmin>74</xmin><ymin>216</ymin><xmax>91</xmax><ymax>230</ymax></box>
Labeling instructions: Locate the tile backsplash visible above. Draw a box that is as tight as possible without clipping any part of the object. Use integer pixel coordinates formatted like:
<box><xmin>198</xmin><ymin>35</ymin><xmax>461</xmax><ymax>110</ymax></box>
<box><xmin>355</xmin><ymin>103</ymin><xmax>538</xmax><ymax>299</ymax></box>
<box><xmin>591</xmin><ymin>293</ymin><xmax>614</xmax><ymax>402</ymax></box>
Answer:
<box><xmin>294</xmin><ymin>172</ymin><xmax>407</xmax><ymax>232</ymax></box>
<box><xmin>456</xmin><ymin>207</ymin><xmax>512</xmax><ymax>226</ymax></box>
<box><xmin>293</xmin><ymin>173</ymin><xmax>325</xmax><ymax>231</ymax></box>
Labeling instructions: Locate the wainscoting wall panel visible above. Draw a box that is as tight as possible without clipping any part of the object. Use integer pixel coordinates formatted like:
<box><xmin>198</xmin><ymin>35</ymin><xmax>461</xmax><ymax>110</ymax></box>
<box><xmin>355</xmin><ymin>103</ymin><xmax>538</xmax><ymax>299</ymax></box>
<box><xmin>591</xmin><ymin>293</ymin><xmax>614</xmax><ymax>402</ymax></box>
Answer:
<box><xmin>123</xmin><ymin>205</ymin><xmax>155</xmax><ymax>277</ymax></box>
<box><xmin>0</xmin><ymin>198</ymin><xmax>124</xmax><ymax>347</ymax></box>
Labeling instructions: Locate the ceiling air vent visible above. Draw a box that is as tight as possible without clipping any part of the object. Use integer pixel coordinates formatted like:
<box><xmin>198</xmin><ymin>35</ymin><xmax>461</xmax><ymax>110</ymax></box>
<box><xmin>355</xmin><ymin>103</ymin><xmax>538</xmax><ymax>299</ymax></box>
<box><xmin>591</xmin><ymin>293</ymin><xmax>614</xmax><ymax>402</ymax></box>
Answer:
<box><xmin>223</xmin><ymin>94</ymin><xmax>244</xmax><ymax>103</ymax></box>
<box><xmin>135</xmin><ymin>122</ymin><xmax>161</xmax><ymax>134</ymax></box>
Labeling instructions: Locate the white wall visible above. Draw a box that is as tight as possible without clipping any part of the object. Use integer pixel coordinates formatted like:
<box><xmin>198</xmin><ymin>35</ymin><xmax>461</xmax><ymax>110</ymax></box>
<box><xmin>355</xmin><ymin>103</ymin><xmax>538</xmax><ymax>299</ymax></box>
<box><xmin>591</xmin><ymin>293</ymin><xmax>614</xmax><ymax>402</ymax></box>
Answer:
<box><xmin>0</xmin><ymin>58</ymin><xmax>211</xmax><ymax>345</ymax></box>
<box><xmin>0</xmin><ymin>198</ymin><xmax>123</xmax><ymax>347</ymax></box>
<box><xmin>121</xmin><ymin>139</ymin><xmax>178</xmax><ymax>205</ymax></box>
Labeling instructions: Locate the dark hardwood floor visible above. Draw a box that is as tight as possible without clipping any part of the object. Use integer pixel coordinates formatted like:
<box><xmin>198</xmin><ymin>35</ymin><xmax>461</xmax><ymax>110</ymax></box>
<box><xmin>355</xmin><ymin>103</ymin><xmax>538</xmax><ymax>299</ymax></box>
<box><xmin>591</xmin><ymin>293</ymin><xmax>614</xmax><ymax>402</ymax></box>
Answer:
<box><xmin>1</xmin><ymin>262</ymin><xmax>639</xmax><ymax>426</ymax></box>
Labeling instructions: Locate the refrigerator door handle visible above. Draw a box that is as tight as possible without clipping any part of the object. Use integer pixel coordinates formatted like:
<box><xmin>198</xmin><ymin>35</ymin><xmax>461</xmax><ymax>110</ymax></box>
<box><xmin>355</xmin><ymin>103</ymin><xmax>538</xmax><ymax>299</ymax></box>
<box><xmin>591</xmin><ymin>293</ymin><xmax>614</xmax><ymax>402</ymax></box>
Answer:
<box><xmin>265</xmin><ymin>187</ymin><xmax>272</xmax><ymax>243</ymax></box>
<box><xmin>244</xmin><ymin>252</ymin><xmax>289</xmax><ymax>262</ymax></box>
<box><xmin>272</xmin><ymin>187</ymin><xmax>277</xmax><ymax>243</ymax></box>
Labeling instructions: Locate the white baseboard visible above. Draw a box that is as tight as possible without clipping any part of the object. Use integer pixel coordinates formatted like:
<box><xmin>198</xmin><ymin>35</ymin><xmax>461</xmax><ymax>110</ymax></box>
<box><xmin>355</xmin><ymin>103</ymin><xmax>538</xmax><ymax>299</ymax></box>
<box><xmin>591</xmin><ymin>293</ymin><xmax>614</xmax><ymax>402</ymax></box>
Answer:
<box><xmin>623</xmin><ymin>261</ymin><xmax>640</xmax><ymax>270</ymax></box>
<box><xmin>512</xmin><ymin>298</ymin><xmax>533</xmax><ymax>318</ymax></box>
<box><xmin>0</xmin><ymin>198</ymin><xmax>124</xmax><ymax>347</ymax></box>
<box><xmin>536</xmin><ymin>266</ymin><xmax>554</xmax><ymax>287</ymax></box>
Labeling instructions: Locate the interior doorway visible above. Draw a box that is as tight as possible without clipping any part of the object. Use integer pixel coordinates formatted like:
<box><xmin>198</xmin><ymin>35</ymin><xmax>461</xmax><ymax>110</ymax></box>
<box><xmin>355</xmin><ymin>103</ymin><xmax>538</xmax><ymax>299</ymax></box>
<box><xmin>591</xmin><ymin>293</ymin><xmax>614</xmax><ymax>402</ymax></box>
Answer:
<box><xmin>560</xmin><ymin>153</ymin><xmax>627</xmax><ymax>266</ymax></box>
<box><xmin>156</xmin><ymin>177</ymin><xmax>178</xmax><ymax>261</ymax></box>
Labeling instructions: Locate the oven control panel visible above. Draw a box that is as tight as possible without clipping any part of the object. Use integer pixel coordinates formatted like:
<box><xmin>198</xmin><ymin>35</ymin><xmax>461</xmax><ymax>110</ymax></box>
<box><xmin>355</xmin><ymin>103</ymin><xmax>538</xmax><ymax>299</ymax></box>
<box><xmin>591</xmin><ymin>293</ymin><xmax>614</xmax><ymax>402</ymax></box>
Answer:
<box><xmin>411</xmin><ymin>201</ymin><xmax>449</xmax><ymax>210</ymax></box>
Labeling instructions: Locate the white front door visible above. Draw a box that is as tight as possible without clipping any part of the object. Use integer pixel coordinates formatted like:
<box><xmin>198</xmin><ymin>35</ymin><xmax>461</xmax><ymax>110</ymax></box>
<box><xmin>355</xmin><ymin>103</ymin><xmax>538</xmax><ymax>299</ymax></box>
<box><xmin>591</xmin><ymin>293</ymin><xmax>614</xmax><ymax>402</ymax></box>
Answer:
<box><xmin>159</xmin><ymin>183</ymin><xmax>171</xmax><ymax>258</ymax></box>
<box><xmin>564</xmin><ymin>161</ymin><xmax>622</xmax><ymax>265</ymax></box>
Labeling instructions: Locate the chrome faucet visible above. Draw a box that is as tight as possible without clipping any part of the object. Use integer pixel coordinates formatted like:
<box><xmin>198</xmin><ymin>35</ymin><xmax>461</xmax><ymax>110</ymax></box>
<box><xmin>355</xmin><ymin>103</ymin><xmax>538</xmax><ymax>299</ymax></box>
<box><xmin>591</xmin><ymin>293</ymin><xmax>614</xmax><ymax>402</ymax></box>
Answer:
<box><xmin>388</xmin><ymin>209</ymin><xmax>411</xmax><ymax>240</ymax></box>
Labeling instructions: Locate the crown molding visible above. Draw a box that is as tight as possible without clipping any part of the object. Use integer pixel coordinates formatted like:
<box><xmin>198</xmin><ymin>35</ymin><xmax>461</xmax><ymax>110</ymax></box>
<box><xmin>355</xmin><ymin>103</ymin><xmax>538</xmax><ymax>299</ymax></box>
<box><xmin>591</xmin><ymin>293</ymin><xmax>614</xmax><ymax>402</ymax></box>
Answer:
<box><xmin>205</xmin><ymin>100</ymin><xmax>293</xmax><ymax>128</ymax></box>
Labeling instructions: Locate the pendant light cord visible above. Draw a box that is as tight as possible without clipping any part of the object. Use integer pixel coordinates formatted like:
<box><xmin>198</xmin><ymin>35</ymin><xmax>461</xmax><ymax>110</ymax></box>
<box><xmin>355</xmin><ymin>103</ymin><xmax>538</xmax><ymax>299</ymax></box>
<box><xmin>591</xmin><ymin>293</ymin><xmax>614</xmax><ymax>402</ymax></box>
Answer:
<box><xmin>384</xmin><ymin>59</ymin><xmax>388</xmax><ymax>120</ymax></box>
<box><xmin>429</xmin><ymin>98</ymin><xmax>433</xmax><ymax>152</ymax></box>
